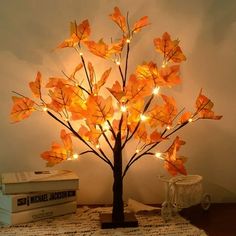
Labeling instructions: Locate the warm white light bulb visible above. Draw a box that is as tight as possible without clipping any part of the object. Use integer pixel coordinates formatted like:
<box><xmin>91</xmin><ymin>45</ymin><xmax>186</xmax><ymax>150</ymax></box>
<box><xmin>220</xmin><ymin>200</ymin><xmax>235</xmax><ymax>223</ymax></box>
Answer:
<box><xmin>152</xmin><ymin>87</ymin><xmax>160</xmax><ymax>95</ymax></box>
<box><xmin>43</xmin><ymin>107</ymin><xmax>48</xmax><ymax>112</ymax></box>
<box><xmin>79</xmin><ymin>52</ymin><xmax>83</xmax><ymax>56</ymax></box>
<box><xmin>126</xmin><ymin>38</ymin><xmax>131</xmax><ymax>43</ymax></box>
<box><xmin>188</xmin><ymin>118</ymin><xmax>193</xmax><ymax>123</ymax></box>
<box><xmin>120</xmin><ymin>105</ymin><xmax>127</xmax><ymax>113</ymax></box>
<box><xmin>96</xmin><ymin>144</ymin><xmax>100</xmax><ymax>149</ymax></box>
<box><xmin>73</xmin><ymin>153</ymin><xmax>79</xmax><ymax>160</ymax></box>
<box><xmin>116</xmin><ymin>60</ymin><xmax>121</xmax><ymax>66</ymax></box>
<box><xmin>166</xmin><ymin>126</ymin><xmax>171</xmax><ymax>130</ymax></box>
<box><xmin>135</xmin><ymin>149</ymin><xmax>140</xmax><ymax>153</ymax></box>
<box><xmin>155</xmin><ymin>152</ymin><xmax>163</xmax><ymax>159</ymax></box>
<box><xmin>161</xmin><ymin>61</ymin><xmax>168</xmax><ymax>68</ymax></box>
<box><xmin>102</xmin><ymin>122</ymin><xmax>110</xmax><ymax>131</ymax></box>
<box><xmin>140</xmin><ymin>114</ymin><xmax>148</xmax><ymax>121</ymax></box>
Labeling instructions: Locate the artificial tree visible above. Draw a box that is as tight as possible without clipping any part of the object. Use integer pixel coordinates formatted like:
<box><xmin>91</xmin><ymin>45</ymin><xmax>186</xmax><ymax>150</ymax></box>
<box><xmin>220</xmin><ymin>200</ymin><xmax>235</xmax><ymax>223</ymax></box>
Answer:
<box><xmin>10</xmin><ymin>7</ymin><xmax>222</xmax><ymax>228</ymax></box>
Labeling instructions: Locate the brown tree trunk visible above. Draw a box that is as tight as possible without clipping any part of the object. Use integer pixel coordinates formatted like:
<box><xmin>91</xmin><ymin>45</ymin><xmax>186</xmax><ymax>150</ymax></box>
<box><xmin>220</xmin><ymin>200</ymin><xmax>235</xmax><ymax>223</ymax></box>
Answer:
<box><xmin>112</xmin><ymin>131</ymin><xmax>124</xmax><ymax>223</ymax></box>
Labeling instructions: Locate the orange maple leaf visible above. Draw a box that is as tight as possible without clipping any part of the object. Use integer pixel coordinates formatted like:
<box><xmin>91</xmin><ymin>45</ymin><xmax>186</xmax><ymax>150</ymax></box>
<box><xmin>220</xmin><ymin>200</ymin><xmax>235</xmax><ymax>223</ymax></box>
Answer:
<box><xmin>154</xmin><ymin>32</ymin><xmax>186</xmax><ymax>63</ymax></box>
<box><xmin>10</xmin><ymin>96</ymin><xmax>35</xmax><ymax>123</ymax></box>
<box><xmin>125</xmin><ymin>74</ymin><xmax>153</xmax><ymax>102</ymax></box>
<box><xmin>29</xmin><ymin>71</ymin><xmax>42</xmax><ymax>98</ymax></box>
<box><xmin>46</xmin><ymin>77</ymin><xmax>68</xmax><ymax>88</ymax></box>
<box><xmin>41</xmin><ymin>129</ymin><xmax>73</xmax><ymax>166</ymax></box>
<box><xmin>93</xmin><ymin>68</ymin><xmax>112</xmax><ymax>95</ymax></box>
<box><xmin>47</xmin><ymin>83</ymin><xmax>74</xmax><ymax>112</ymax></box>
<box><xmin>132</xmin><ymin>16</ymin><xmax>149</xmax><ymax>34</ymax></box>
<box><xmin>109</xmin><ymin>7</ymin><xmax>127</xmax><ymax>33</ymax></box>
<box><xmin>85</xmin><ymin>95</ymin><xmax>114</xmax><ymax>125</ymax></box>
<box><xmin>127</xmin><ymin>99</ymin><xmax>145</xmax><ymax>123</ymax></box>
<box><xmin>107</xmin><ymin>80</ymin><xmax>125</xmax><ymax>102</ymax></box>
<box><xmin>88</xmin><ymin>61</ymin><xmax>95</xmax><ymax>85</ymax></box>
<box><xmin>158</xmin><ymin>65</ymin><xmax>181</xmax><ymax>87</ymax></box>
<box><xmin>150</xmin><ymin>130</ymin><xmax>163</xmax><ymax>143</ymax></box>
<box><xmin>57</xmin><ymin>19</ymin><xmax>90</xmax><ymax>48</ymax></box>
<box><xmin>136</xmin><ymin>62</ymin><xmax>181</xmax><ymax>88</ymax></box>
<box><xmin>85</xmin><ymin>38</ymin><xmax>124</xmax><ymax>59</ymax></box>
<box><xmin>78</xmin><ymin>124</ymin><xmax>102</xmax><ymax>145</ymax></box>
<box><xmin>179</xmin><ymin>111</ymin><xmax>192</xmax><ymax>124</ymax></box>
<box><xmin>70</xmin><ymin>63</ymin><xmax>83</xmax><ymax>79</ymax></box>
<box><xmin>134</xmin><ymin>123</ymin><xmax>148</xmax><ymax>143</ymax></box>
<box><xmin>163</xmin><ymin>136</ymin><xmax>187</xmax><ymax>176</ymax></box>
<box><xmin>195</xmin><ymin>89</ymin><xmax>222</xmax><ymax>120</ymax></box>
<box><xmin>68</xmin><ymin>87</ymin><xmax>87</xmax><ymax>120</ymax></box>
<box><xmin>60</xmin><ymin>129</ymin><xmax>73</xmax><ymax>152</ymax></box>
<box><xmin>148</xmin><ymin>104</ymin><xmax>168</xmax><ymax>128</ymax></box>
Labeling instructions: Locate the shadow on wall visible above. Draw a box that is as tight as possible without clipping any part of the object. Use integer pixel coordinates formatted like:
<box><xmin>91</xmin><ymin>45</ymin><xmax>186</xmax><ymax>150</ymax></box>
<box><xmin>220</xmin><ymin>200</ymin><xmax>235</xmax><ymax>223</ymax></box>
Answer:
<box><xmin>204</xmin><ymin>181</ymin><xmax>236</xmax><ymax>203</ymax></box>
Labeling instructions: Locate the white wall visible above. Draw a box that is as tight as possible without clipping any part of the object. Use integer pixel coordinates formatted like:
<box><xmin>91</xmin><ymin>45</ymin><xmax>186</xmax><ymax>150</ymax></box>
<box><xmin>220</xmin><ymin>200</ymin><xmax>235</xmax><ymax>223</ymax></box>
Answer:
<box><xmin>0</xmin><ymin>0</ymin><xmax>235</xmax><ymax>204</ymax></box>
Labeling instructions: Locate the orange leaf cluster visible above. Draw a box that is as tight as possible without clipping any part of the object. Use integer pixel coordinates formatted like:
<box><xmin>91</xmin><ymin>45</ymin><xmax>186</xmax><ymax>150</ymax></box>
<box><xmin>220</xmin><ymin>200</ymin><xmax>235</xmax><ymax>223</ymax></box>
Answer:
<box><xmin>136</xmin><ymin>62</ymin><xmax>181</xmax><ymax>88</ymax></box>
<box><xmin>154</xmin><ymin>32</ymin><xmax>186</xmax><ymax>63</ymax></box>
<box><xmin>163</xmin><ymin>136</ymin><xmax>187</xmax><ymax>176</ymax></box>
<box><xmin>58</xmin><ymin>20</ymin><xmax>90</xmax><ymax>48</ymax></box>
<box><xmin>10</xmin><ymin>97</ymin><xmax>35</xmax><ymax>123</ymax></box>
<box><xmin>41</xmin><ymin>129</ymin><xmax>73</xmax><ymax>166</ymax></box>
<box><xmin>195</xmin><ymin>89</ymin><xmax>222</xmax><ymax>120</ymax></box>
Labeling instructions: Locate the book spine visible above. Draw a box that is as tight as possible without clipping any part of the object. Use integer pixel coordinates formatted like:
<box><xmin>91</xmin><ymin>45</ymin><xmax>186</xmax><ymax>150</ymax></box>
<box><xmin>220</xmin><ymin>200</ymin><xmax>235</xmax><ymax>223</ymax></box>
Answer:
<box><xmin>2</xmin><ymin>201</ymin><xmax>77</xmax><ymax>225</ymax></box>
<box><xmin>0</xmin><ymin>190</ymin><xmax>77</xmax><ymax>212</ymax></box>
<box><xmin>2</xmin><ymin>179</ymin><xmax>79</xmax><ymax>194</ymax></box>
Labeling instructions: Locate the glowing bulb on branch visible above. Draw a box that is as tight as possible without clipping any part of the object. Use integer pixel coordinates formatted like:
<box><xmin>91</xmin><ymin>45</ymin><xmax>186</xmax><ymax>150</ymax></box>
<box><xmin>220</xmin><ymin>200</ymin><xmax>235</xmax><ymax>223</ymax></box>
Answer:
<box><xmin>126</xmin><ymin>38</ymin><xmax>131</xmax><ymax>44</ymax></box>
<box><xmin>166</xmin><ymin>126</ymin><xmax>171</xmax><ymax>130</ymax></box>
<box><xmin>188</xmin><ymin>118</ymin><xmax>193</xmax><ymax>123</ymax></box>
<box><xmin>102</xmin><ymin>122</ymin><xmax>110</xmax><ymax>131</ymax></box>
<box><xmin>161</xmin><ymin>60</ymin><xmax>168</xmax><ymax>68</ymax></box>
<box><xmin>155</xmin><ymin>152</ymin><xmax>163</xmax><ymax>159</ymax></box>
<box><xmin>152</xmin><ymin>87</ymin><xmax>160</xmax><ymax>95</ymax></box>
<box><xmin>42</xmin><ymin>107</ymin><xmax>48</xmax><ymax>112</ymax></box>
<box><xmin>120</xmin><ymin>105</ymin><xmax>127</xmax><ymax>113</ymax></box>
<box><xmin>96</xmin><ymin>144</ymin><xmax>100</xmax><ymax>149</ymax></box>
<box><xmin>72</xmin><ymin>153</ymin><xmax>79</xmax><ymax>160</ymax></box>
<box><xmin>79</xmin><ymin>52</ymin><xmax>83</xmax><ymax>56</ymax></box>
<box><xmin>135</xmin><ymin>149</ymin><xmax>140</xmax><ymax>154</ymax></box>
<box><xmin>140</xmin><ymin>114</ymin><xmax>148</xmax><ymax>121</ymax></box>
<box><xmin>115</xmin><ymin>60</ymin><xmax>121</xmax><ymax>66</ymax></box>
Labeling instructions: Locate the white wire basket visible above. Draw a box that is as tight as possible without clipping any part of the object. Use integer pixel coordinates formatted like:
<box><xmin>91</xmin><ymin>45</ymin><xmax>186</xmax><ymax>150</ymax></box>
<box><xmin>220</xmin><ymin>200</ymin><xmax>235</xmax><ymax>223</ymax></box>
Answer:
<box><xmin>159</xmin><ymin>175</ymin><xmax>211</xmax><ymax>221</ymax></box>
<box><xmin>170</xmin><ymin>175</ymin><xmax>203</xmax><ymax>209</ymax></box>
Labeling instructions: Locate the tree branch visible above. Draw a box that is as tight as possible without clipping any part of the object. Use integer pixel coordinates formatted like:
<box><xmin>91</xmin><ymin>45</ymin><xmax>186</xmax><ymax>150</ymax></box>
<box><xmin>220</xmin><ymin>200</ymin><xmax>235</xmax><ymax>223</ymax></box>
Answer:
<box><xmin>98</xmin><ymin>124</ymin><xmax>114</xmax><ymax>151</ymax></box>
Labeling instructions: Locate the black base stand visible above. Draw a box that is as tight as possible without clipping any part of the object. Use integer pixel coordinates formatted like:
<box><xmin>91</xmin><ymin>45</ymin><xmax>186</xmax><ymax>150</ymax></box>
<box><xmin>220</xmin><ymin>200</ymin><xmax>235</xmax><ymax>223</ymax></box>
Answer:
<box><xmin>100</xmin><ymin>212</ymin><xmax>138</xmax><ymax>229</ymax></box>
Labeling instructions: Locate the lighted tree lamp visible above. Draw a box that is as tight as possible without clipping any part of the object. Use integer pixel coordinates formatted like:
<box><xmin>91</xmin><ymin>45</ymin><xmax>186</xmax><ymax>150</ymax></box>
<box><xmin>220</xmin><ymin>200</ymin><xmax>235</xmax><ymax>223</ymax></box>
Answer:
<box><xmin>10</xmin><ymin>7</ymin><xmax>222</xmax><ymax>228</ymax></box>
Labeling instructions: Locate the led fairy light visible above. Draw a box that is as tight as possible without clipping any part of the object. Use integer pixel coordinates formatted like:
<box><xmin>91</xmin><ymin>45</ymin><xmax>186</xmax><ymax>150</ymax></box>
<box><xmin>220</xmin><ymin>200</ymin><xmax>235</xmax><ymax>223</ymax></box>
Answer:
<box><xmin>79</xmin><ymin>52</ymin><xmax>83</xmax><ymax>56</ymax></box>
<box><xmin>115</xmin><ymin>60</ymin><xmax>121</xmax><ymax>66</ymax></box>
<box><xmin>72</xmin><ymin>153</ymin><xmax>79</xmax><ymax>160</ymax></box>
<box><xmin>188</xmin><ymin>118</ymin><xmax>193</xmax><ymax>123</ymax></box>
<box><xmin>42</xmin><ymin>107</ymin><xmax>48</xmax><ymax>112</ymax></box>
<box><xmin>120</xmin><ymin>105</ymin><xmax>127</xmax><ymax>113</ymax></box>
<box><xmin>140</xmin><ymin>114</ymin><xmax>148</xmax><ymax>121</ymax></box>
<box><xmin>166</xmin><ymin>125</ymin><xmax>171</xmax><ymax>130</ymax></box>
<box><xmin>152</xmin><ymin>86</ymin><xmax>160</xmax><ymax>95</ymax></box>
<box><xmin>102</xmin><ymin>121</ymin><xmax>110</xmax><ymax>131</ymax></box>
<box><xmin>135</xmin><ymin>149</ymin><xmax>140</xmax><ymax>154</ymax></box>
<box><xmin>155</xmin><ymin>152</ymin><xmax>163</xmax><ymax>159</ymax></box>
<box><xmin>126</xmin><ymin>38</ymin><xmax>131</xmax><ymax>44</ymax></box>
<box><xmin>96</xmin><ymin>144</ymin><xmax>100</xmax><ymax>149</ymax></box>
<box><xmin>161</xmin><ymin>60</ymin><xmax>168</xmax><ymax>68</ymax></box>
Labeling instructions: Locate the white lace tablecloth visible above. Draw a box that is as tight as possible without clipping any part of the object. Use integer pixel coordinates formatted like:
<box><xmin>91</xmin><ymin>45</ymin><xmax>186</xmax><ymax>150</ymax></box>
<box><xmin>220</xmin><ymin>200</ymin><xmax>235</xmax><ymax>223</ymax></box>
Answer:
<box><xmin>0</xmin><ymin>207</ymin><xmax>207</xmax><ymax>236</ymax></box>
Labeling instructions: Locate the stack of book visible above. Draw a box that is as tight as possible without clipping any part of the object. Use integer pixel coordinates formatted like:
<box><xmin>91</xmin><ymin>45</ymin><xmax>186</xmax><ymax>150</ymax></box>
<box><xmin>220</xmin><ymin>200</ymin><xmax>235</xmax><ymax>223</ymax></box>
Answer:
<box><xmin>0</xmin><ymin>170</ymin><xmax>79</xmax><ymax>225</ymax></box>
